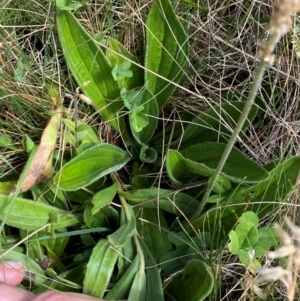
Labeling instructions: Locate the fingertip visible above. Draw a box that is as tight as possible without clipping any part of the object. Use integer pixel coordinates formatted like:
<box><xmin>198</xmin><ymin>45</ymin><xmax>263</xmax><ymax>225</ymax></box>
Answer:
<box><xmin>4</xmin><ymin>261</ymin><xmax>23</xmax><ymax>270</ymax></box>
<box><xmin>0</xmin><ymin>261</ymin><xmax>25</xmax><ymax>286</ymax></box>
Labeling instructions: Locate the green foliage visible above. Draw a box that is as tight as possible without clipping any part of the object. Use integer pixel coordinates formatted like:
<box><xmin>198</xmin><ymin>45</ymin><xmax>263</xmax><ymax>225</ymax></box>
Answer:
<box><xmin>228</xmin><ymin>211</ymin><xmax>278</xmax><ymax>267</ymax></box>
<box><xmin>56</xmin><ymin>11</ymin><xmax>122</xmax><ymax>131</ymax></box>
<box><xmin>166</xmin><ymin>260</ymin><xmax>214</xmax><ymax>301</ymax></box>
<box><xmin>56</xmin><ymin>0</ymin><xmax>83</xmax><ymax>11</ymax></box>
<box><xmin>54</xmin><ymin>144</ymin><xmax>131</xmax><ymax>190</ymax></box>
<box><xmin>1</xmin><ymin>0</ymin><xmax>299</xmax><ymax>300</ymax></box>
<box><xmin>166</xmin><ymin>143</ymin><xmax>270</xmax><ymax>184</ymax></box>
<box><xmin>145</xmin><ymin>0</ymin><xmax>189</xmax><ymax>110</ymax></box>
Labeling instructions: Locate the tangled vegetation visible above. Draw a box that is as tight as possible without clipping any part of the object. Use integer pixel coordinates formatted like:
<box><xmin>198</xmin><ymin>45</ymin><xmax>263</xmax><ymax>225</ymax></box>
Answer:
<box><xmin>0</xmin><ymin>0</ymin><xmax>300</xmax><ymax>300</ymax></box>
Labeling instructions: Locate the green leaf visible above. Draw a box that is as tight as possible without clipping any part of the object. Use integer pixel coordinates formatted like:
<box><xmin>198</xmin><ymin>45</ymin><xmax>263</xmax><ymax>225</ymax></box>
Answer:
<box><xmin>105</xmin><ymin>255</ymin><xmax>139</xmax><ymax>300</ymax></box>
<box><xmin>137</xmin><ymin>237</ymin><xmax>164</xmax><ymax>301</ymax></box>
<box><xmin>128</xmin><ymin>269</ymin><xmax>146</xmax><ymax>301</ymax></box>
<box><xmin>22</xmin><ymin>134</ymin><xmax>35</xmax><ymax>152</ymax></box>
<box><xmin>120</xmin><ymin>188</ymin><xmax>199</xmax><ymax>216</ymax></box>
<box><xmin>0</xmin><ymin>194</ymin><xmax>79</xmax><ymax>231</ymax></box>
<box><xmin>145</xmin><ymin>0</ymin><xmax>189</xmax><ymax>110</ymax></box>
<box><xmin>106</xmin><ymin>37</ymin><xmax>143</xmax><ymax>90</ymax></box>
<box><xmin>129</xmin><ymin>89</ymin><xmax>158</xmax><ymax>144</ymax></box>
<box><xmin>228</xmin><ymin>230</ymin><xmax>239</xmax><ymax>255</ymax></box>
<box><xmin>166</xmin><ymin>260</ymin><xmax>214</xmax><ymax>301</ymax></box>
<box><xmin>83</xmin><ymin>239</ymin><xmax>118</xmax><ymax>297</ymax></box>
<box><xmin>0</xmin><ymin>134</ymin><xmax>17</xmax><ymax>150</ymax></box>
<box><xmin>131</xmin><ymin>106</ymin><xmax>149</xmax><ymax>132</ymax></box>
<box><xmin>108</xmin><ymin>217</ymin><xmax>136</xmax><ymax>249</ymax></box>
<box><xmin>254</xmin><ymin>227</ymin><xmax>278</xmax><ymax>257</ymax></box>
<box><xmin>135</xmin><ymin>209</ymin><xmax>171</xmax><ymax>263</ymax></box>
<box><xmin>90</xmin><ymin>182</ymin><xmax>118</xmax><ymax>215</ymax></box>
<box><xmin>209</xmin><ymin>175</ymin><xmax>232</xmax><ymax>194</ymax></box>
<box><xmin>54</xmin><ymin>144</ymin><xmax>131</xmax><ymax>190</ymax></box>
<box><xmin>165</xmin><ymin>149</ymin><xmax>188</xmax><ymax>184</ymax></box>
<box><xmin>56</xmin><ymin>0</ymin><xmax>82</xmax><ymax>11</ymax></box>
<box><xmin>239</xmin><ymin>211</ymin><xmax>259</xmax><ymax>228</ymax></box>
<box><xmin>166</xmin><ymin>143</ymin><xmax>269</xmax><ymax>184</ymax></box>
<box><xmin>237</xmin><ymin>249</ymin><xmax>252</xmax><ymax>267</ymax></box>
<box><xmin>57</xmin><ymin>11</ymin><xmax>122</xmax><ymax>131</ymax></box>
<box><xmin>235</xmin><ymin>222</ymin><xmax>259</xmax><ymax>249</ymax></box>
<box><xmin>179</xmin><ymin>102</ymin><xmax>258</xmax><ymax>149</ymax></box>
<box><xmin>56</xmin><ymin>0</ymin><xmax>71</xmax><ymax>8</ymax></box>
<box><xmin>121</xmin><ymin>88</ymin><xmax>143</xmax><ymax>110</ymax></box>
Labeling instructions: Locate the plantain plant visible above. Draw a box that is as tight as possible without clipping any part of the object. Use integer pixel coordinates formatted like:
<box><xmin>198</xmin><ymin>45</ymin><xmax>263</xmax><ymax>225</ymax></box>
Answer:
<box><xmin>0</xmin><ymin>0</ymin><xmax>299</xmax><ymax>300</ymax></box>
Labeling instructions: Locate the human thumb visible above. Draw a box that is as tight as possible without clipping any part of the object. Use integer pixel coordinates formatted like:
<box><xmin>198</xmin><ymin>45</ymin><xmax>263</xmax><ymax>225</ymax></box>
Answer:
<box><xmin>0</xmin><ymin>261</ymin><xmax>25</xmax><ymax>286</ymax></box>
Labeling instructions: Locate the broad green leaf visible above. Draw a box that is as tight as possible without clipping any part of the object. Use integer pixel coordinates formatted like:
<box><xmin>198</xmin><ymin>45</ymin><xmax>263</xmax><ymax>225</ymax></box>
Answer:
<box><xmin>135</xmin><ymin>209</ymin><xmax>171</xmax><ymax>263</ymax></box>
<box><xmin>228</xmin><ymin>230</ymin><xmax>239</xmax><ymax>255</ymax></box>
<box><xmin>145</xmin><ymin>0</ymin><xmax>189</xmax><ymax>109</ymax></box>
<box><xmin>210</xmin><ymin>175</ymin><xmax>232</xmax><ymax>194</ymax></box>
<box><xmin>235</xmin><ymin>222</ymin><xmax>259</xmax><ymax>249</ymax></box>
<box><xmin>0</xmin><ymin>194</ymin><xmax>79</xmax><ymax>231</ymax></box>
<box><xmin>129</xmin><ymin>89</ymin><xmax>158</xmax><ymax>144</ymax></box>
<box><xmin>254</xmin><ymin>227</ymin><xmax>278</xmax><ymax>257</ymax></box>
<box><xmin>178</xmin><ymin>102</ymin><xmax>258</xmax><ymax>149</ymax></box>
<box><xmin>166</xmin><ymin>149</ymin><xmax>188</xmax><ymax>184</ymax></box>
<box><xmin>166</xmin><ymin>143</ymin><xmax>269</xmax><ymax>184</ymax></box>
<box><xmin>137</xmin><ymin>237</ymin><xmax>164</xmax><ymax>301</ymax></box>
<box><xmin>166</xmin><ymin>260</ymin><xmax>214</xmax><ymax>301</ymax></box>
<box><xmin>90</xmin><ymin>182</ymin><xmax>118</xmax><ymax>215</ymax></box>
<box><xmin>128</xmin><ymin>269</ymin><xmax>147</xmax><ymax>301</ymax></box>
<box><xmin>54</xmin><ymin>144</ymin><xmax>131</xmax><ymax>190</ymax></box>
<box><xmin>106</xmin><ymin>37</ymin><xmax>143</xmax><ymax>90</ymax></box>
<box><xmin>0</xmin><ymin>134</ymin><xmax>17</xmax><ymax>150</ymax></box>
<box><xmin>56</xmin><ymin>0</ymin><xmax>82</xmax><ymax>11</ymax></box>
<box><xmin>83</xmin><ymin>239</ymin><xmax>118</xmax><ymax>297</ymax></box>
<box><xmin>120</xmin><ymin>188</ymin><xmax>199</xmax><ymax>216</ymax></box>
<box><xmin>105</xmin><ymin>255</ymin><xmax>139</xmax><ymax>300</ymax></box>
<box><xmin>108</xmin><ymin>217</ymin><xmax>136</xmax><ymax>249</ymax></box>
<box><xmin>239</xmin><ymin>211</ymin><xmax>259</xmax><ymax>228</ymax></box>
<box><xmin>57</xmin><ymin>11</ymin><xmax>122</xmax><ymax>131</ymax></box>
<box><xmin>56</xmin><ymin>0</ymin><xmax>71</xmax><ymax>8</ymax></box>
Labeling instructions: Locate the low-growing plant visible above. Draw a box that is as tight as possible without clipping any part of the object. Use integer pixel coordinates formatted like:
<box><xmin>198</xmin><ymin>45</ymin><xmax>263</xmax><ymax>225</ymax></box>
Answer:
<box><xmin>228</xmin><ymin>211</ymin><xmax>278</xmax><ymax>268</ymax></box>
<box><xmin>0</xmin><ymin>0</ymin><xmax>300</xmax><ymax>300</ymax></box>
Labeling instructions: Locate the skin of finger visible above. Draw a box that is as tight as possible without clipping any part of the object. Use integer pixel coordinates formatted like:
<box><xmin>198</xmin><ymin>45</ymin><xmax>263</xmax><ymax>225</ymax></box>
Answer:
<box><xmin>33</xmin><ymin>291</ymin><xmax>105</xmax><ymax>301</ymax></box>
<box><xmin>0</xmin><ymin>283</ymin><xmax>35</xmax><ymax>301</ymax></box>
<box><xmin>0</xmin><ymin>262</ymin><xmax>25</xmax><ymax>286</ymax></box>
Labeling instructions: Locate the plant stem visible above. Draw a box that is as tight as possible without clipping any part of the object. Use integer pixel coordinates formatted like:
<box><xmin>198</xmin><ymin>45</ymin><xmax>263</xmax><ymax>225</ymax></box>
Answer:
<box><xmin>191</xmin><ymin>34</ymin><xmax>283</xmax><ymax>221</ymax></box>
